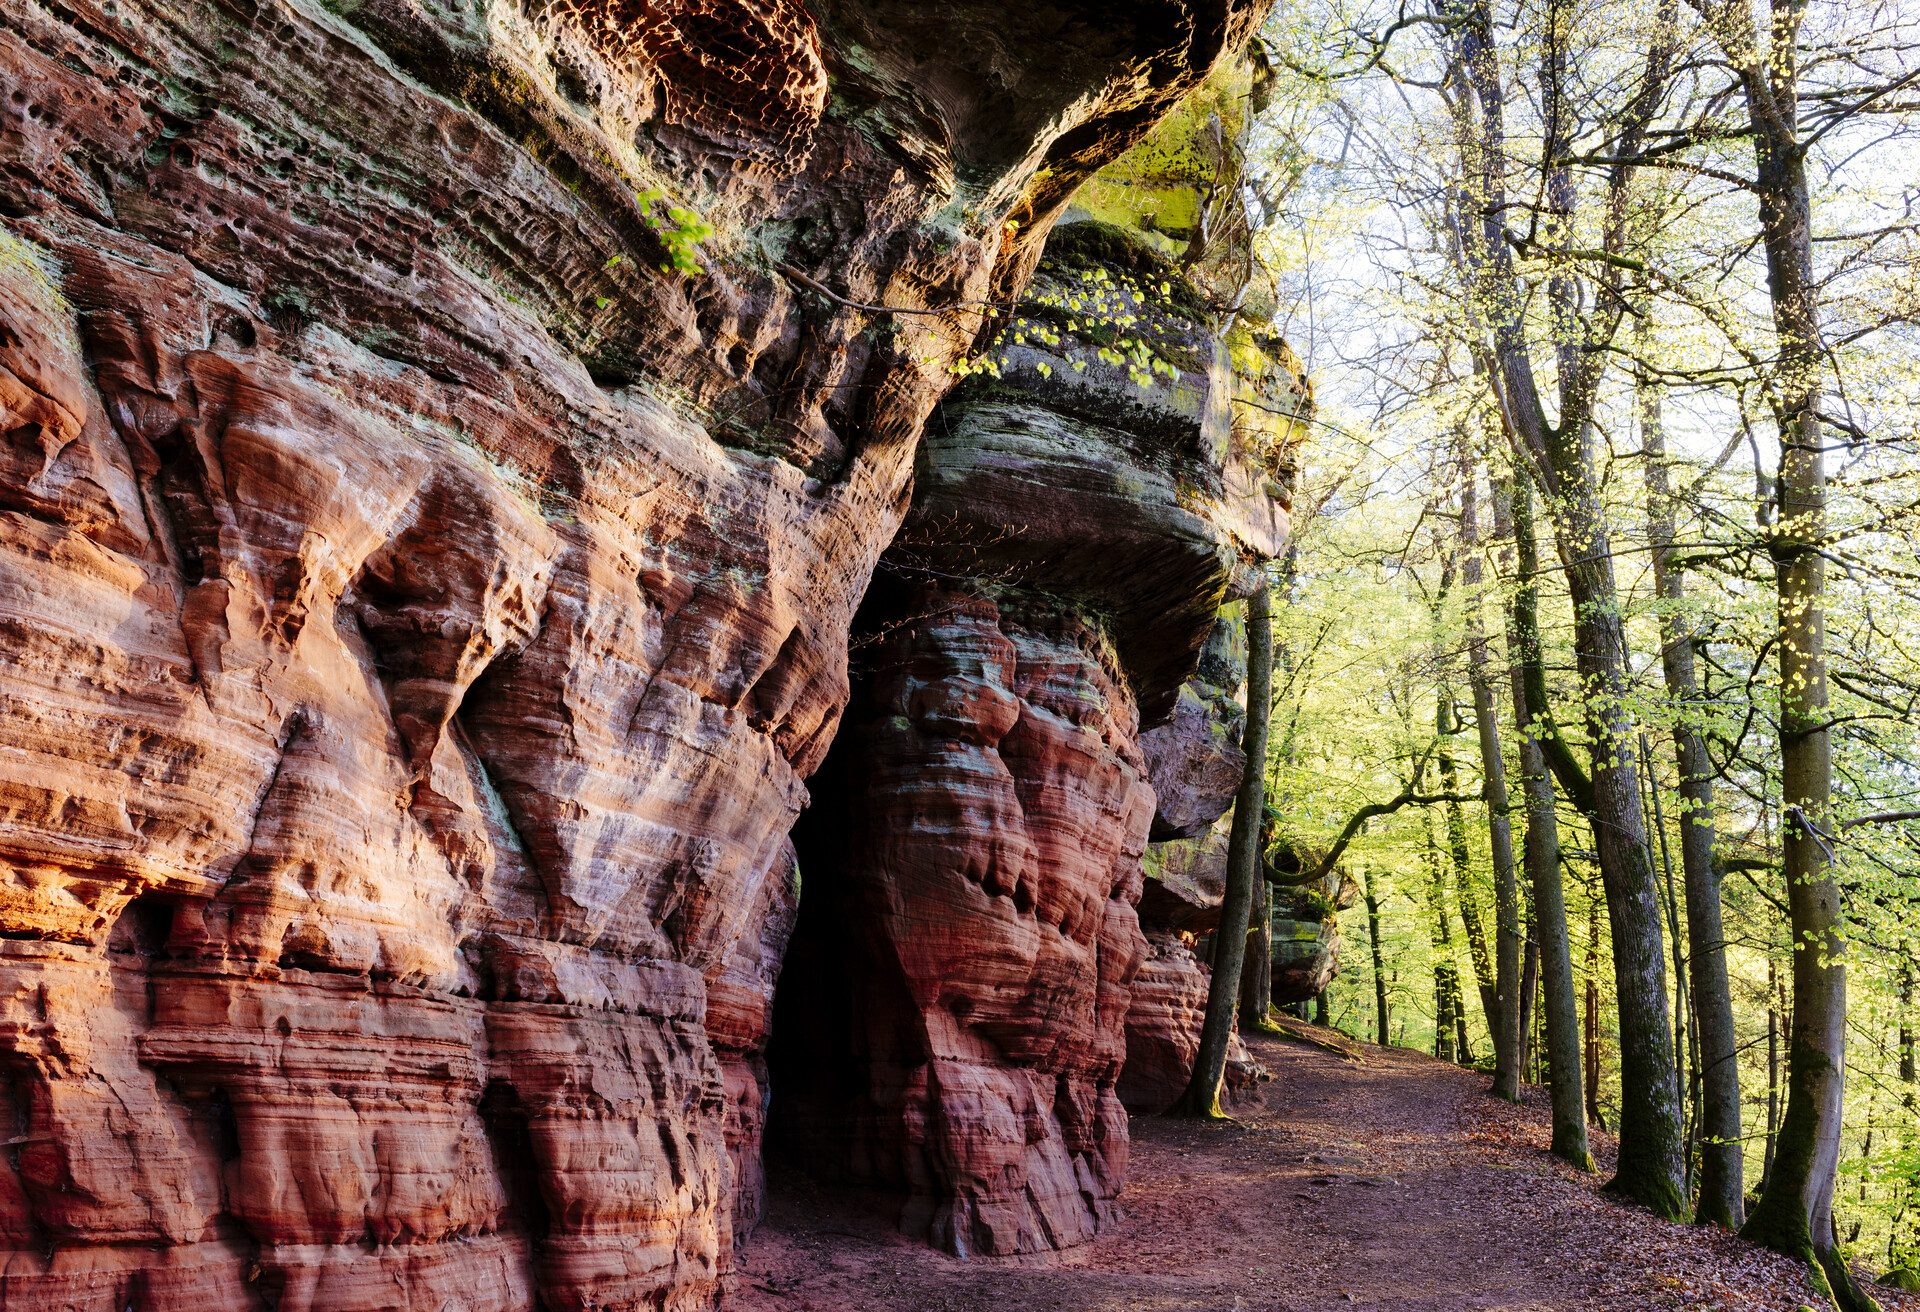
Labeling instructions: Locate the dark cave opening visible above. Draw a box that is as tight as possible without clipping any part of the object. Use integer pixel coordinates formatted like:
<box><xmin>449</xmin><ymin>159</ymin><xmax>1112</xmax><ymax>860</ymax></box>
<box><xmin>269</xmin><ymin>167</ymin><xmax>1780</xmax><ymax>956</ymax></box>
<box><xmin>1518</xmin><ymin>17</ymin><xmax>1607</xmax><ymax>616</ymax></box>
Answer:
<box><xmin>763</xmin><ymin>576</ymin><xmax>929</xmax><ymax>1214</ymax></box>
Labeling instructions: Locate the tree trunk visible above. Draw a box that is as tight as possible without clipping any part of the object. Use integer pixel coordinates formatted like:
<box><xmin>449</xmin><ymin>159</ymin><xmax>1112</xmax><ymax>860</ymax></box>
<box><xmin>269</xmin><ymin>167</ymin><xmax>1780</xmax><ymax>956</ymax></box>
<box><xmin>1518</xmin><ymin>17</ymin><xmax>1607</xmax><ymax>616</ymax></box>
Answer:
<box><xmin>1464</xmin><ymin>467</ymin><xmax>1523</xmax><ymax>1101</ymax></box>
<box><xmin>1505</xmin><ymin>476</ymin><xmax>1593</xmax><ymax>1165</ymax></box>
<box><xmin>1447</xmin><ymin>0</ymin><xmax>1686</xmax><ymax>1216</ymax></box>
<box><xmin>1248</xmin><ymin>578</ymin><xmax>1299</xmax><ymax>1036</ymax></box>
<box><xmin>1642</xmin><ymin>380</ymin><xmax>1744</xmax><ymax>1230</ymax></box>
<box><xmin>1424</xmin><ymin>802</ymin><xmax>1472</xmax><ymax>1064</ymax></box>
<box><xmin>1241</xmin><ymin>868</ymin><xmax>1273</xmax><ymax>1030</ymax></box>
<box><xmin>1900</xmin><ymin>964</ymin><xmax>1915</xmax><ymax>1090</ymax></box>
<box><xmin>1764</xmin><ymin>957</ymin><xmax>1781</xmax><ymax>1190</ymax></box>
<box><xmin>1742</xmin><ymin>422</ymin><xmax>1859</xmax><ymax>1299</ymax></box>
<box><xmin>1551</xmin><ymin>501</ymin><xmax>1685</xmax><ymax>1216</ymax></box>
<box><xmin>1520</xmin><ymin>925</ymin><xmax>1540</xmax><ymax>1079</ymax></box>
<box><xmin>1519</xmin><ymin>844</ymin><xmax>1540</xmax><ymax>1081</ymax></box>
<box><xmin>1173</xmin><ymin>583</ymin><xmax>1273</xmax><ymax>1117</ymax></box>
<box><xmin>1424</xmin><ymin>812</ymin><xmax>1457</xmax><ymax>1063</ymax></box>
<box><xmin>1705</xmin><ymin>0</ymin><xmax>1866</xmax><ymax>1296</ymax></box>
<box><xmin>1365</xmin><ymin>869</ymin><xmax>1391</xmax><ymax>1047</ymax></box>
<box><xmin>1585</xmin><ymin>895</ymin><xmax>1608</xmax><ymax>1135</ymax></box>
<box><xmin>1442</xmin><ymin>747</ymin><xmax>1500</xmax><ymax>1044</ymax></box>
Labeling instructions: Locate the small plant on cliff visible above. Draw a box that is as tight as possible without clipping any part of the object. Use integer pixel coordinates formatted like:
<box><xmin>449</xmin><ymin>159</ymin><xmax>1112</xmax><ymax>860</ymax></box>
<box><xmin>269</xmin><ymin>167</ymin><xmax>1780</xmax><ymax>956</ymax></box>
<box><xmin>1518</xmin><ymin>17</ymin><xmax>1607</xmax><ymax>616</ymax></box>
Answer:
<box><xmin>634</xmin><ymin>189</ymin><xmax>716</xmax><ymax>275</ymax></box>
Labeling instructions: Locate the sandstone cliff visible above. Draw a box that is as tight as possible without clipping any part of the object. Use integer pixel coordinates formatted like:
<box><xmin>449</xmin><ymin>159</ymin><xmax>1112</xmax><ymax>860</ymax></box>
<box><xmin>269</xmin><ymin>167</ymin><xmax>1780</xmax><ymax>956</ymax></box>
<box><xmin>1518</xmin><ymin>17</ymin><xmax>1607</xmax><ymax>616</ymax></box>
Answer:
<box><xmin>770</xmin><ymin>207</ymin><xmax>1304</xmax><ymax>1253</ymax></box>
<box><xmin>0</xmin><ymin>0</ymin><xmax>1275</xmax><ymax>1305</ymax></box>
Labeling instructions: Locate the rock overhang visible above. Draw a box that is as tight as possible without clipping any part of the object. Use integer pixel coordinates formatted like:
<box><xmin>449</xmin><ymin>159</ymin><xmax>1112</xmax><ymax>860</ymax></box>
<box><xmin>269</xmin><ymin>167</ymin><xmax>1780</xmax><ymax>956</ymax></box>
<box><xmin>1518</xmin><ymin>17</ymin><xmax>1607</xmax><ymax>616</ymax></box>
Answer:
<box><xmin>899</xmin><ymin>219</ymin><xmax>1303</xmax><ymax>725</ymax></box>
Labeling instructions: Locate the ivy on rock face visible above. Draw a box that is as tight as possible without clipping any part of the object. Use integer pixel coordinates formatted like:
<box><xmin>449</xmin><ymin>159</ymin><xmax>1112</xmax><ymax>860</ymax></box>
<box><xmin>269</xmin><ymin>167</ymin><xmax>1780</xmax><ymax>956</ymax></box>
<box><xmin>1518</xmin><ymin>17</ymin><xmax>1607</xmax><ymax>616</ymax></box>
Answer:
<box><xmin>949</xmin><ymin>221</ymin><xmax>1215</xmax><ymax>392</ymax></box>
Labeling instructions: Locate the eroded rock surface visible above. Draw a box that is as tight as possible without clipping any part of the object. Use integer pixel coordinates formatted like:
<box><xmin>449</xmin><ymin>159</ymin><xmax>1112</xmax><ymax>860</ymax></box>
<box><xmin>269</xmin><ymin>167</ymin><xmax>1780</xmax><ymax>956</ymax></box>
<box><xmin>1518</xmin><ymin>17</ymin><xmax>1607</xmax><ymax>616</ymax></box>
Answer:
<box><xmin>773</xmin><ymin>210</ymin><xmax>1303</xmax><ymax>1254</ymax></box>
<box><xmin>0</xmin><ymin>0</ymin><xmax>1274</xmax><ymax>1303</ymax></box>
<box><xmin>1117</xmin><ymin>930</ymin><xmax>1268</xmax><ymax>1115</ymax></box>
<box><xmin>776</xmin><ymin>590</ymin><xmax>1152</xmax><ymax>1256</ymax></box>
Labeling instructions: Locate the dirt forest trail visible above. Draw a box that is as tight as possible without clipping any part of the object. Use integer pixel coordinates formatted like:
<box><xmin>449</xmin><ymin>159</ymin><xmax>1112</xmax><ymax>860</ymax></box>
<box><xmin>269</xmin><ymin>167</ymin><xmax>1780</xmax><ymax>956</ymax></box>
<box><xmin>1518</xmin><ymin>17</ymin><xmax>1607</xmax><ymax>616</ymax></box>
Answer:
<box><xmin>738</xmin><ymin>1029</ymin><xmax>1914</xmax><ymax>1312</ymax></box>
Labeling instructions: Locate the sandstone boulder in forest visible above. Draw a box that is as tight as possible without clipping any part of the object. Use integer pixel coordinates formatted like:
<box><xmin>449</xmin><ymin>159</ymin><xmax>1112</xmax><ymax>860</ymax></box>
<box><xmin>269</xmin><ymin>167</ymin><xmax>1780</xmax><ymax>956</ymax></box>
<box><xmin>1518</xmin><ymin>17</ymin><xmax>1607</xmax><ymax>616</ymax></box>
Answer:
<box><xmin>1267</xmin><ymin>872</ymin><xmax>1360</xmax><ymax>1005</ymax></box>
<box><xmin>0</xmin><ymin>0</ymin><xmax>1277</xmax><ymax>1304</ymax></box>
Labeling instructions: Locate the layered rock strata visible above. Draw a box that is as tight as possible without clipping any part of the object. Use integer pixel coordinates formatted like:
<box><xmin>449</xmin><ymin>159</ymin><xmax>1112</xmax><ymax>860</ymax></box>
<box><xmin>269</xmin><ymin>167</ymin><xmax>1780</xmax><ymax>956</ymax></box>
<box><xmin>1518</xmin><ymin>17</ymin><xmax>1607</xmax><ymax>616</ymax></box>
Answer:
<box><xmin>777</xmin><ymin>589</ymin><xmax>1155</xmax><ymax>1256</ymax></box>
<box><xmin>1123</xmin><ymin>613</ymin><xmax>1273</xmax><ymax>1116</ymax></box>
<box><xmin>1140</xmin><ymin>609</ymin><xmax>1248</xmax><ymax>842</ymax></box>
<box><xmin>1116</xmin><ymin>928</ymin><xmax>1270</xmax><ymax>1116</ymax></box>
<box><xmin>1267</xmin><ymin>871</ymin><xmax>1361</xmax><ymax>1005</ymax></box>
<box><xmin>773</xmin><ymin>218</ymin><xmax>1299</xmax><ymax>1254</ymax></box>
<box><xmin>0</xmin><ymin>0</ymin><xmax>1274</xmax><ymax>1305</ymax></box>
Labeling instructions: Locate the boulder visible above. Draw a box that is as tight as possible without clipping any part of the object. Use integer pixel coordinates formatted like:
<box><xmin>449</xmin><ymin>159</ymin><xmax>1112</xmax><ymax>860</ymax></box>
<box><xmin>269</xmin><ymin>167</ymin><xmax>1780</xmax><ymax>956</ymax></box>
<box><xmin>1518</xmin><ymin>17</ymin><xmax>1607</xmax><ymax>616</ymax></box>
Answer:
<box><xmin>1118</xmin><ymin>929</ymin><xmax>1268</xmax><ymax>1115</ymax></box>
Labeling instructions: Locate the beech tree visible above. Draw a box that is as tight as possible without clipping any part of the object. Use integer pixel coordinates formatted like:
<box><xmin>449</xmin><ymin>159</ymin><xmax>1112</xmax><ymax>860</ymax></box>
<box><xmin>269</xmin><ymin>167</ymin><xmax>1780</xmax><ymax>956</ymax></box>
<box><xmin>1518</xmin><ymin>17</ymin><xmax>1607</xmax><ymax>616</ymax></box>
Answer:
<box><xmin>1678</xmin><ymin>0</ymin><xmax>1877</xmax><ymax>1298</ymax></box>
<box><xmin>1461</xmin><ymin>460</ymin><xmax>1525</xmax><ymax>1100</ymax></box>
<box><xmin>1245</xmin><ymin>0</ymin><xmax>1920</xmax><ymax>1272</ymax></box>
<box><xmin>1440</xmin><ymin>0</ymin><xmax>1689</xmax><ymax>1216</ymax></box>
<box><xmin>1503</xmin><ymin>474</ymin><xmax>1595</xmax><ymax>1169</ymax></box>
<box><xmin>1642</xmin><ymin>363</ymin><xmax>1746</xmax><ymax>1229</ymax></box>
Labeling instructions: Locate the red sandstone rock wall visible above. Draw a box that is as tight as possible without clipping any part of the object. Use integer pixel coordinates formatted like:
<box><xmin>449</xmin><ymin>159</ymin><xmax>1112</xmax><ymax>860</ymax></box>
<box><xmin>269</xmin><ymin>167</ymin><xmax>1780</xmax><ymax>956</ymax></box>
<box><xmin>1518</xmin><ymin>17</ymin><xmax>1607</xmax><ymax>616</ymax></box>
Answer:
<box><xmin>780</xmin><ymin>590</ymin><xmax>1152</xmax><ymax>1256</ymax></box>
<box><xmin>772</xmin><ymin>216</ymin><xmax>1300</xmax><ymax>1254</ymax></box>
<box><xmin>1118</xmin><ymin>929</ymin><xmax>1268</xmax><ymax>1116</ymax></box>
<box><xmin>0</xmin><ymin>0</ymin><xmax>1274</xmax><ymax>1304</ymax></box>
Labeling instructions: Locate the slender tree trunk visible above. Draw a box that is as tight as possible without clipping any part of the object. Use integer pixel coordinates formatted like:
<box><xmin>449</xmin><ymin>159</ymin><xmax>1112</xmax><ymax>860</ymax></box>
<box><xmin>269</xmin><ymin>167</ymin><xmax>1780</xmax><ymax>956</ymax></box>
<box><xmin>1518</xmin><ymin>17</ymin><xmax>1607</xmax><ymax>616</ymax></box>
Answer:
<box><xmin>1246</xmin><ymin>569</ymin><xmax>1300</xmax><ymax>1035</ymax></box>
<box><xmin>1643</xmin><ymin>375</ymin><xmax>1745</xmax><ymax>1230</ymax></box>
<box><xmin>1640</xmin><ymin>739</ymin><xmax>1699</xmax><ymax>1205</ymax></box>
<box><xmin>1520</xmin><ymin>927</ymin><xmax>1540</xmax><ymax>1078</ymax></box>
<box><xmin>1428</xmin><ymin>795</ymin><xmax>1473</xmax><ymax>1064</ymax></box>
<box><xmin>1365</xmin><ymin>869</ymin><xmax>1391</xmax><ymax>1047</ymax></box>
<box><xmin>1424</xmin><ymin>808</ymin><xmax>1461</xmax><ymax>1063</ymax></box>
<box><xmin>1901</xmin><ymin>967</ymin><xmax>1917</xmax><ymax>1272</ymax></box>
<box><xmin>1422</xmin><ymin>536</ymin><xmax>1473</xmax><ymax>1066</ymax></box>
<box><xmin>1519</xmin><ymin>841</ymin><xmax>1540</xmax><ymax>1082</ymax></box>
<box><xmin>1462</xmin><ymin>468</ymin><xmax>1523</xmax><ymax>1101</ymax></box>
<box><xmin>1442</xmin><ymin>746</ymin><xmax>1500</xmax><ymax>1042</ymax></box>
<box><xmin>1454</xmin><ymin>957</ymin><xmax>1472</xmax><ymax>1059</ymax></box>
<box><xmin>1585</xmin><ymin>894</ymin><xmax>1608</xmax><ymax>1135</ymax></box>
<box><xmin>1504</xmin><ymin>476</ymin><xmax>1593</xmax><ymax>1165</ymax></box>
<box><xmin>1851</xmin><ymin>1088</ymin><xmax>1877</xmax><ymax>1244</ymax></box>
<box><xmin>1900</xmin><ymin>965</ymin><xmax>1915</xmax><ymax>1090</ymax></box>
<box><xmin>1174</xmin><ymin>583</ymin><xmax>1273</xmax><ymax>1117</ymax></box>
<box><xmin>1764</xmin><ymin>958</ymin><xmax>1781</xmax><ymax>1189</ymax></box>
<box><xmin>1241</xmin><ymin>866</ymin><xmax>1273</xmax><ymax>1029</ymax></box>
<box><xmin>1459</xmin><ymin>672</ymin><xmax>1520</xmax><ymax>1091</ymax></box>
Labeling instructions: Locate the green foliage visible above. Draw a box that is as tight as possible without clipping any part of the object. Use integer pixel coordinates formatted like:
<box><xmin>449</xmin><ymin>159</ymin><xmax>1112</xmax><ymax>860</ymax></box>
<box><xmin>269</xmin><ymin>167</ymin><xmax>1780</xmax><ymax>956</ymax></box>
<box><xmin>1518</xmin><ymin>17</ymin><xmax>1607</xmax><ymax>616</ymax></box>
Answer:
<box><xmin>947</xmin><ymin>226</ymin><xmax>1212</xmax><ymax>391</ymax></box>
<box><xmin>1285</xmin><ymin>887</ymin><xmax>1340</xmax><ymax>923</ymax></box>
<box><xmin>1253</xmin><ymin>0</ymin><xmax>1920</xmax><ymax>1274</ymax></box>
<box><xmin>634</xmin><ymin>188</ymin><xmax>715</xmax><ymax>275</ymax></box>
<box><xmin>1039</xmin><ymin>221</ymin><xmax>1211</xmax><ymax>319</ymax></box>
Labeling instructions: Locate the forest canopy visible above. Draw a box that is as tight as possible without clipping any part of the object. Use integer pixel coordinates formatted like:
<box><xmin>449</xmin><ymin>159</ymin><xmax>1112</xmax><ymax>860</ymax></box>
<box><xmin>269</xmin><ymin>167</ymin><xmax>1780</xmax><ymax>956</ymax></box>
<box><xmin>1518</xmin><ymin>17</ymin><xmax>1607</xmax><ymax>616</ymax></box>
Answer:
<box><xmin>1234</xmin><ymin>0</ymin><xmax>1920</xmax><ymax>1300</ymax></box>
